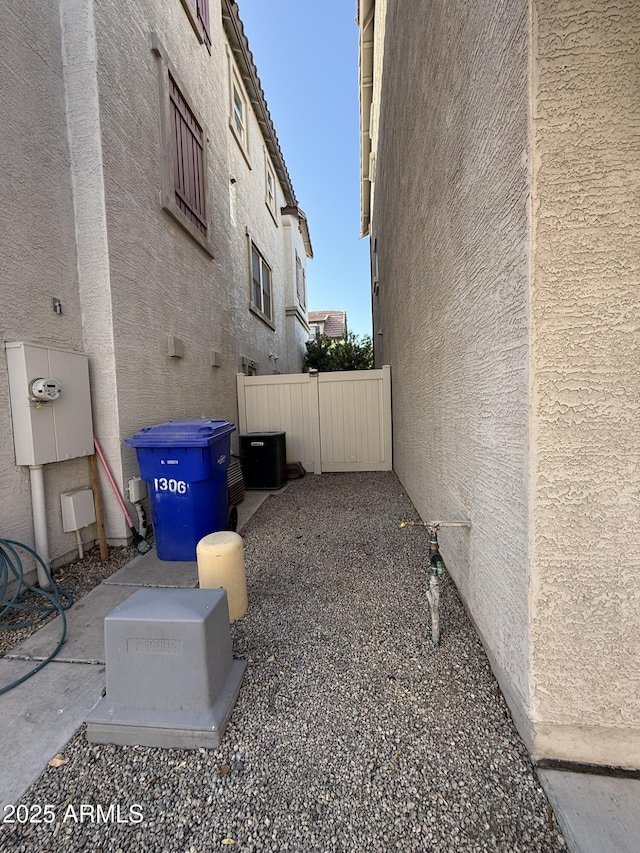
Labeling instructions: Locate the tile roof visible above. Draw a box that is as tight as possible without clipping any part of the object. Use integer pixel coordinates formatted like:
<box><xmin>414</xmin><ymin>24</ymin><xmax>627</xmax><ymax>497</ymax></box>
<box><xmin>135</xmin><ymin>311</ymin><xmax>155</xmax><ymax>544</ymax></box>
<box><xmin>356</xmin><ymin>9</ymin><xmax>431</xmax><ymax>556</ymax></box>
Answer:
<box><xmin>308</xmin><ymin>311</ymin><xmax>348</xmax><ymax>338</ymax></box>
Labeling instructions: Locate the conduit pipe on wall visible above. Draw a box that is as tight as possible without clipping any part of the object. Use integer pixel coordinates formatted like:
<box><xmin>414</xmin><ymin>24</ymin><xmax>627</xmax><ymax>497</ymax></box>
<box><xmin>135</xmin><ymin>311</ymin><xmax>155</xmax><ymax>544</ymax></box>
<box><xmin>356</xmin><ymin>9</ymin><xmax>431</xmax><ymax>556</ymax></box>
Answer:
<box><xmin>29</xmin><ymin>465</ymin><xmax>52</xmax><ymax>589</ymax></box>
<box><xmin>75</xmin><ymin>529</ymin><xmax>84</xmax><ymax>560</ymax></box>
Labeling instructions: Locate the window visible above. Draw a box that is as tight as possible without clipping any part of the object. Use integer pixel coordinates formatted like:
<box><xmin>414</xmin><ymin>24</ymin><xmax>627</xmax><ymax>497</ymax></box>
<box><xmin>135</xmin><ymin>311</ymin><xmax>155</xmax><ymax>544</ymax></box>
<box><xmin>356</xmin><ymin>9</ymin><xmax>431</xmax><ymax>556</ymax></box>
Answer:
<box><xmin>296</xmin><ymin>251</ymin><xmax>306</xmax><ymax>309</ymax></box>
<box><xmin>196</xmin><ymin>0</ymin><xmax>211</xmax><ymax>52</ymax></box>
<box><xmin>169</xmin><ymin>74</ymin><xmax>207</xmax><ymax>236</ymax></box>
<box><xmin>179</xmin><ymin>0</ymin><xmax>211</xmax><ymax>53</ymax></box>
<box><xmin>229</xmin><ymin>72</ymin><xmax>250</xmax><ymax>160</ymax></box>
<box><xmin>265</xmin><ymin>160</ymin><xmax>277</xmax><ymax>219</ymax></box>
<box><xmin>233</xmin><ymin>83</ymin><xmax>245</xmax><ymax>141</ymax></box>
<box><xmin>152</xmin><ymin>35</ymin><xmax>213</xmax><ymax>256</ymax></box>
<box><xmin>227</xmin><ymin>50</ymin><xmax>251</xmax><ymax>164</ymax></box>
<box><xmin>250</xmin><ymin>242</ymin><xmax>272</xmax><ymax>322</ymax></box>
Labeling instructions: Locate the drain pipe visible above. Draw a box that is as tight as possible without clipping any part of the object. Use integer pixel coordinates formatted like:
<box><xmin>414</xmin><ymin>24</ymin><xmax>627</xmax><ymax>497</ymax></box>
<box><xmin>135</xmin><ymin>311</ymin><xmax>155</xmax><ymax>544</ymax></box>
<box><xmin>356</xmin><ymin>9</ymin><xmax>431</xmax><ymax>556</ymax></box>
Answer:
<box><xmin>400</xmin><ymin>519</ymin><xmax>471</xmax><ymax>646</ymax></box>
<box><xmin>29</xmin><ymin>465</ymin><xmax>52</xmax><ymax>589</ymax></box>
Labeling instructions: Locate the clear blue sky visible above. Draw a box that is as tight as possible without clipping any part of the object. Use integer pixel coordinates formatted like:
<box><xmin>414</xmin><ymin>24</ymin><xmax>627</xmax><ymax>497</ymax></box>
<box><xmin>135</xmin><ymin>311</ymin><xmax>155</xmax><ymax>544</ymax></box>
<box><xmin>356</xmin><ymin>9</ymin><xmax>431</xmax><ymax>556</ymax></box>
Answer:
<box><xmin>237</xmin><ymin>0</ymin><xmax>372</xmax><ymax>338</ymax></box>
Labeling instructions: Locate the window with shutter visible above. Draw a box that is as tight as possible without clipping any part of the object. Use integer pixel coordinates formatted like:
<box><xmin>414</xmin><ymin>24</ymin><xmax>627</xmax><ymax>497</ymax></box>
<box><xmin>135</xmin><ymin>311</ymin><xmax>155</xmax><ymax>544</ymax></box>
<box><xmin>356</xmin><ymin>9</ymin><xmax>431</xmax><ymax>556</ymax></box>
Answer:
<box><xmin>179</xmin><ymin>0</ymin><xmax>211</xmax><ymax>52</ymax></box>
<box><xmin>296</xmin><ymin>252</ymin><xmax>306</xmax><ymax>309</ymax></box>
<box><xmin>169</xmin><ymin>74</ymin><xmax>207</xmax><ymax>237</ymax></box>
<box><xmin>152</xmin><ymin>34</ymin><xmax>213</xmax><ymax>255</ymax></box>
<box><xmin>196</xmin><ymin>0</ymin><xmax>211</xmax><ymax>53</ymax></box>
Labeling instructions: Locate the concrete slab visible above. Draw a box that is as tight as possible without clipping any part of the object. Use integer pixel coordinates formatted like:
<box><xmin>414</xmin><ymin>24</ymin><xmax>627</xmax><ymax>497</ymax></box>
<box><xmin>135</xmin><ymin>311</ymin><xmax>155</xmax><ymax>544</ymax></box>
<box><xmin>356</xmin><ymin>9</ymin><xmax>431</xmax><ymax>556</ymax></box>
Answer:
<box><xmin>102</xmin><ymin>550</ymin><xmax>199</xmax><ymax>587</ymax></box>
<box><xmin>99</xmin><ymin>490</ymin><xmax>273</xmax><ymax>587</ymax></box>
<box><xmin>0</xmin><ymin>659</ymin><xmax>105</xmax><ymax>808</ymax></box>
<box><xmin>237</xmin><ymin>489</ymin><xmax>273</xmax><ymax>531</ymax></box>
<box><xmin>0</xmin><ymin>483</ymin><xmax>292</xmax><ymax>809</ymax></box>
<box><xmin>4</xmin><ymin>584</ymin><xmax>139</xmax><ymax>664</ymax></box>
<box><xmin>539</xmin><ymin>769</ymin><xmax>640</xmax><ymax>853</ymax></box>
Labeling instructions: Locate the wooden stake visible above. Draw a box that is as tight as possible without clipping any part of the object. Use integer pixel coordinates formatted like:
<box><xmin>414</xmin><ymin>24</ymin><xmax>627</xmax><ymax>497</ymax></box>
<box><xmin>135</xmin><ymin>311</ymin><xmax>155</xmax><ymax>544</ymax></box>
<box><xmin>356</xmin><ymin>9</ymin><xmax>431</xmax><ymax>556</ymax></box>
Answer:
<box><xmin>88</xmin><ymin>453</ymin><xmax>109</xmax><ymax>561</ymax></box>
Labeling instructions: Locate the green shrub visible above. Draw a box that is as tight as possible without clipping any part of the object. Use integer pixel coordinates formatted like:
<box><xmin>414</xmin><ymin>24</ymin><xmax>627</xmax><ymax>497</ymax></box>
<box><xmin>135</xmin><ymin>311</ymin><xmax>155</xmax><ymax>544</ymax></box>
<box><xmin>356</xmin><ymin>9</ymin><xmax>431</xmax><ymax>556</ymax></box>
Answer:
<box><xmin>303</xmin><ymin>332</ymin><xmax>373</xmax><ymax>372</ymax></box>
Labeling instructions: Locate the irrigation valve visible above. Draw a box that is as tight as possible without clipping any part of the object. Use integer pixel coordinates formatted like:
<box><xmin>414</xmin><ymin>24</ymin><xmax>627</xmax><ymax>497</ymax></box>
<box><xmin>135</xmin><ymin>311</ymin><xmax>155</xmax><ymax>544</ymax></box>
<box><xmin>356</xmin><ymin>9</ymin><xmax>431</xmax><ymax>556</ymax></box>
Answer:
<box><xmin>399</xmin><ymin>519</ymin><xmax>470</xmax><ymax>647</ymax></box>
<box><xmin>29</xmin><ymin>378</ymin><xmax>62</xmax><ymax>403</ymax></box>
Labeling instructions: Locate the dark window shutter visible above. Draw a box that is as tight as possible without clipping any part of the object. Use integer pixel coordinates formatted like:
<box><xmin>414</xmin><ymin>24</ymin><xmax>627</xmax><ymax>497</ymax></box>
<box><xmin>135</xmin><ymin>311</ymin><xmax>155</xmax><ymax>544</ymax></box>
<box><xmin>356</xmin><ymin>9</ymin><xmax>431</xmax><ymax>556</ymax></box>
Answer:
<box><xmin>169</xmin><ymin>74</ymin><xmax>207</xmax><ymax>236</ymax></box>
<box><xmin>196</xmin><ymin>0</ymin><xmax>212</xmax><ymax>53</ymax></box>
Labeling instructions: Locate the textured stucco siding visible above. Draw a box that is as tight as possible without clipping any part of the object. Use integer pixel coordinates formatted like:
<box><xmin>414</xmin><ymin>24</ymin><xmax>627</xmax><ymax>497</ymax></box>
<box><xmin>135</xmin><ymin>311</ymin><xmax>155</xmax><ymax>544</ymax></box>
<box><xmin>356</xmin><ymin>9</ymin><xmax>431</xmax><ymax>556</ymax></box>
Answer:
<box><xmin>2</xmin><ymin>0</ymin><xmax>309</xmax><ymax>561</ymax></box>
<box><xmin>0</xmin><ymin>1</ymin><xmax>91</xmax><ymax>562</ymax></box>
<box><xmin>366</xmin><ymin>0</ymin><xmax>388</xmax><ymax>223</ymax></box>
<box><xmin>371</xmin><ymin>0</ymin><xmax>532</xmax><ymax>725</ymax></box>
<box><xmin>93</xmin><ymin>0</ymin><xmax>237</xmax><ymax>495</ymax></box>
<box><xmin>93</xmin><ymin>0</ymin><xmax>306</xmax><ymax>497</ymax></box>
<box><xmin>529</xmin><ymin>0</ymin><xmax>640</xmax><ymax>766</ymax></box>
<box><xmin>225</xmin><ymin>51</ymin><xmax>297</xmax><ymax>380</ymax></box>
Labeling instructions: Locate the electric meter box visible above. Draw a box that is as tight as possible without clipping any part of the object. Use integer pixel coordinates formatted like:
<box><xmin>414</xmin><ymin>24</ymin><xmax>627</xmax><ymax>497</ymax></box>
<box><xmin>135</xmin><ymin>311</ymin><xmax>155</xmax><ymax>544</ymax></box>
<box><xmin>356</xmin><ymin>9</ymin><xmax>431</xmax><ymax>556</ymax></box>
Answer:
<box><xmin>5</xmin><ymin>342</ymin><xmax>94</xmax><ymax>466</ymax></box>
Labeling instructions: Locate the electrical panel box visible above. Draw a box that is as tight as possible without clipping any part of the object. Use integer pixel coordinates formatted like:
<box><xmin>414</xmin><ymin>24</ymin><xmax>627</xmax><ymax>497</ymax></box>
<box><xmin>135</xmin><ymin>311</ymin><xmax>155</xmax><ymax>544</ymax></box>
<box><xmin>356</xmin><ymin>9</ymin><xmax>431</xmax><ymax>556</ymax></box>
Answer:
<box><xmin>5</xmin><ymin>342</ymin><xmax>94</xmax><ymax>466</ymax></box>
<box><xmin>61</xmin><ymin>488</ymin><xmax>96</xmax><ymax>532</ymax></box>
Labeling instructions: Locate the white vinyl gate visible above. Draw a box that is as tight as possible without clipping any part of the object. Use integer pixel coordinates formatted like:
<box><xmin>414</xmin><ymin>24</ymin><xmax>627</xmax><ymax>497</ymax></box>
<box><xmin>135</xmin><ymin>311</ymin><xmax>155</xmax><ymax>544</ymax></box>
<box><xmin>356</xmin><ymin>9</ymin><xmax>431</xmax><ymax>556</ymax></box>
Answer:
<box><xmin>236</xmin><ymin>366</ymin><xmax>392</xmax><ymax>473</ymax></box>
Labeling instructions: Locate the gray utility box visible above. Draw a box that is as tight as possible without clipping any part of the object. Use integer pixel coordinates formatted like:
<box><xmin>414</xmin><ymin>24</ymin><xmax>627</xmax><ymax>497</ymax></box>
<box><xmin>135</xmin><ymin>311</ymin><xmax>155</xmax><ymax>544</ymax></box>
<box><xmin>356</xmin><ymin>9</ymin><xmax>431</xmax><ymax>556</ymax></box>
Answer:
<box><xmin>86</xmin><ymin>588</ymin><xmax>246</xmax><ymax>749</ymax></box>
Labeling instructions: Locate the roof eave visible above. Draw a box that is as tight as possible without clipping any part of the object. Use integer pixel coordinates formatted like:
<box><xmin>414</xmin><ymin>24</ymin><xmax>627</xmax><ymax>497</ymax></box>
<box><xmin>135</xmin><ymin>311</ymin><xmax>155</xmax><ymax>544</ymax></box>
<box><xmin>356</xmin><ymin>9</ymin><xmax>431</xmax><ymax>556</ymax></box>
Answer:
<box><xmin>282</xmin><ymin>205</ymin><xmax>314</xmax><ymax>259</ymax></box>
<box><xmin>358</xmin><ymin>0</ymin><xmax>374</xmax><ymax>237</ymax></box>
<box><xmin>222</xmin><ymin>0</ymin><xmax>298</xmax><ymax>208</ymax></box>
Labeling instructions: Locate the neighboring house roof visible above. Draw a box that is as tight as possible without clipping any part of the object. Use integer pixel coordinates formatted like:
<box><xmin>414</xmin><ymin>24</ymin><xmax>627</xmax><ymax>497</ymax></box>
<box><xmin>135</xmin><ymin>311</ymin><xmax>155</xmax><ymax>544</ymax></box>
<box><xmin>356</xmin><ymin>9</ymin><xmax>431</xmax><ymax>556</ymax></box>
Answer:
<box><xmin>308</xmin><ymin>311</ymin><xmax>348</xmax><ymax>338</ymax></box>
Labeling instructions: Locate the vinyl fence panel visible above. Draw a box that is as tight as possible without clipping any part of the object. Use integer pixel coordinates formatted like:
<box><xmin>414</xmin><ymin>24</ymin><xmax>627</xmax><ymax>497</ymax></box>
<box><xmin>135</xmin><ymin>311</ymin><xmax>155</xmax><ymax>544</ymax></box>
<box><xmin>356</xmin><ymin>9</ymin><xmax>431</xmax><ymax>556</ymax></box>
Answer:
<box><xmin>237</xmin><ymin>366</ymin><xmax>392</xmax><ymax>474</ymax></box>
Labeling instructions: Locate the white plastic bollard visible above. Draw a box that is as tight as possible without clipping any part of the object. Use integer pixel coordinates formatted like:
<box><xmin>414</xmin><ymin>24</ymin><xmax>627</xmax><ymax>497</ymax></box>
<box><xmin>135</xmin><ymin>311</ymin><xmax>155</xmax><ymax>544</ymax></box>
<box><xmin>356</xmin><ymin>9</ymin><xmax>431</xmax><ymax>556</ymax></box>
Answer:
<box><xmin>196</xmin><ymin>531</ymin><xmax>248</xmax><ymax>622</ymax></box>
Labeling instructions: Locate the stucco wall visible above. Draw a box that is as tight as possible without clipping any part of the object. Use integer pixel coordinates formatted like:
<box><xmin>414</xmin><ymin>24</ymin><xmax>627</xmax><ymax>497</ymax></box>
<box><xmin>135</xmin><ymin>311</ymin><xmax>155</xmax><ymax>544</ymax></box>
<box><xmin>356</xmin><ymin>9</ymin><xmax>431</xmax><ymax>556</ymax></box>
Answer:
<box><xmin>92</xmin><ymin>0</ymin><xmax>237</xmax><ymax>496</ymax></box>
<box><xmin>0</xmin><ymin>1</ymin><xmax>93</xmax><ymax>562</ymax></box>
<box><xmin>371</xmin><ymin>0</ymin><xmax>532</xmax><ymax>729</ymax></box>
<box><xmin>69</xmin><ymin>0</ymin><xmax>307</xmax><ymax>531</ymax></box>
<box><xmin>2</xmin><ymin>0</ymin><xmax>309</xmax><ymax>562</ymax></box>
<box><xmin>529</xmin><ymin>0</ymin><xmax>640</xmax><ymax>766</ymax></box>
<box><xmin>93</xmin><ymin>0</ymin><xmax>308</xmax><ymax>476</ymax></box>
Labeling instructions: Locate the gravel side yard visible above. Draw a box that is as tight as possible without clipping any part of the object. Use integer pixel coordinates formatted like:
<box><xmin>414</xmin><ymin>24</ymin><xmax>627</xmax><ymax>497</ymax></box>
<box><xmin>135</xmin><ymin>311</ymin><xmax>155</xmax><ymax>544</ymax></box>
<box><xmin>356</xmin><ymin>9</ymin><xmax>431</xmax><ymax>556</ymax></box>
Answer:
<box><xmin>1</xmin><ymin>472</ymin><xmax>566</xmax><ymax>852</ymax></box>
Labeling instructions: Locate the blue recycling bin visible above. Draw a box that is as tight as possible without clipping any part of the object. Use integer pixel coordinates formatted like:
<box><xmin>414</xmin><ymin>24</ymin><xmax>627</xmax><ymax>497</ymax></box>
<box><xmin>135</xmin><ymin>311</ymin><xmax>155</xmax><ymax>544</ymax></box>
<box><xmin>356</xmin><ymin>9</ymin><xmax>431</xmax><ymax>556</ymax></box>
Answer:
<box><xmin>125</xmin><ymin>419</ymin><xmax>236</xmax><ymax>561</ymax></box>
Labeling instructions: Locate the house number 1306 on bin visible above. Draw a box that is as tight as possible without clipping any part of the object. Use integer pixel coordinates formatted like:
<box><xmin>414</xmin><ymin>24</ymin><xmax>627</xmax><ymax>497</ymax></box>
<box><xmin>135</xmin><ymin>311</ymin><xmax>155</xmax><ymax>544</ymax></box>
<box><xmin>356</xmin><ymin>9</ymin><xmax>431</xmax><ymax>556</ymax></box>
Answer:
<box><xmin>153</xmin><ymin>477</ymin><xmax>188</xmax><ymax>494</ymax></box>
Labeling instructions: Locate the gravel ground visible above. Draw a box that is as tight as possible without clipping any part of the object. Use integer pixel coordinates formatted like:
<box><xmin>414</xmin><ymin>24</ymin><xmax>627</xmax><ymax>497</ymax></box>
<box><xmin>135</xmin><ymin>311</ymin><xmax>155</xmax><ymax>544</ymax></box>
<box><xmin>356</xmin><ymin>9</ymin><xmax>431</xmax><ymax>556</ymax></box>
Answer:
<box><xmin>0</xmin><ymin>544</ymin><xmax>140</xmax><ymax>658</ymax></box>
<box><xmin>1</xmin><ymin>473</ymin><xmax>566</xmax><ymax>852</ymax></box>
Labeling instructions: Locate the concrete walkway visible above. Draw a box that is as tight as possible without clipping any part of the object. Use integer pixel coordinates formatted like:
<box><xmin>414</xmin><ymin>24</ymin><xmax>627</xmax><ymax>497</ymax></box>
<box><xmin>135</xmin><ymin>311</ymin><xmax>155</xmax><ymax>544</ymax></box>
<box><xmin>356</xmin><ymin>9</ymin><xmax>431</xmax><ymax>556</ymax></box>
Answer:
<box><xmin>1</xmin><ymin>481</ymin><xmax>638</xmax><ymax>852</ymax></box>
<box><xmin>0</xmin><ymin>490</ymin><xmax>271</xmax><ymax>810</ymax></box>
<box><xmin>538</xmin><ymin>769</ymin><xmax>640</xmax><ymax>853</ymax></box>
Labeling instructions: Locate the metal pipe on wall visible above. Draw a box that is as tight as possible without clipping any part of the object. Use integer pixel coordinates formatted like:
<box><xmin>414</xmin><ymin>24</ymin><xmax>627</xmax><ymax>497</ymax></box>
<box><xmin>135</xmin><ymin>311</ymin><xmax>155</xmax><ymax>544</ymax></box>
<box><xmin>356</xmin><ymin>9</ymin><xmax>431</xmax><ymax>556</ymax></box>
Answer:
<box><xmin>29</xmin><ymin>464</ymin><xmax>52</xmax><ymax>589</ymax></box>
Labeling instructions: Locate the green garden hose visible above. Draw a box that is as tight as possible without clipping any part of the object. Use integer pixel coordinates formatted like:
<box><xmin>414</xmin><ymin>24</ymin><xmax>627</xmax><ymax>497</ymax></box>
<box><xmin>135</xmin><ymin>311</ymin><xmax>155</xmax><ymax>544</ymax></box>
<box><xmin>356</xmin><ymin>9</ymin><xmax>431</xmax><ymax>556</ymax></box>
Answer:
<box><xmin>0</xmin><ymin>538</ymin><xmax>73</xmax><ymax>695</ymax></box>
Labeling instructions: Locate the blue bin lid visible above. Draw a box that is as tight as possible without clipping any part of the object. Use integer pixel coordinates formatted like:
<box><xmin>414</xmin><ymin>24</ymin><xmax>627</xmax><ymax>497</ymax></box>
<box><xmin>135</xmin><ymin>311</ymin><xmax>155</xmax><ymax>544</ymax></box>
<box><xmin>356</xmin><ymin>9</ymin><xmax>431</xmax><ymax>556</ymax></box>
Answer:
<box><xmin>124</xmin><ymin>419</ymin><xmax>236</xmax><ymax>448</ymax></box>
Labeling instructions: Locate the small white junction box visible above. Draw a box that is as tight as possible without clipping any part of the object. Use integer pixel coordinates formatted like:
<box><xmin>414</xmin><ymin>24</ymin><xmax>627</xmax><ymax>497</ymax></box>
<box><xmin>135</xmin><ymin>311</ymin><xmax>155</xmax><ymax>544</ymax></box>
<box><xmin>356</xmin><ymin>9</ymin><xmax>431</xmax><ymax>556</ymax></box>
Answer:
<box><xmin>128</xmin><ymin>477</ymin><xmax>148</xmax><ymax>503</ymax></box>
<box><xmin>61</xmin><ymin>488</ymin><xmax>96</xmax><ymax>532</ymax></box>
